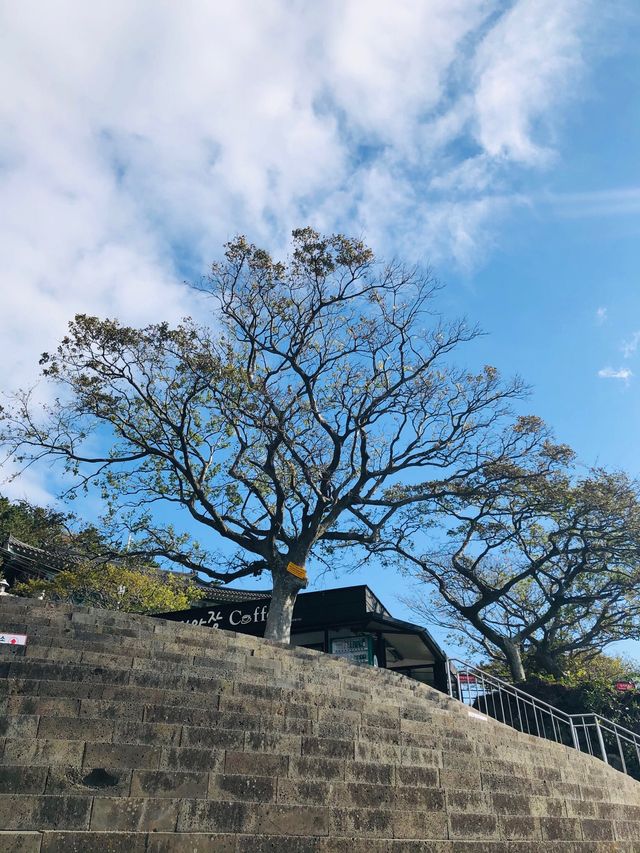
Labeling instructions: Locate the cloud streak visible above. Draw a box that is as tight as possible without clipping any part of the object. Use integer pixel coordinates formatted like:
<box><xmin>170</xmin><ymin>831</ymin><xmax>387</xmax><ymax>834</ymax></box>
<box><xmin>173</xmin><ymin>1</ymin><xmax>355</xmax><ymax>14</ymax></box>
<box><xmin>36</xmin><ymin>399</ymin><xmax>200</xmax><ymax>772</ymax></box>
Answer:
<box><xmin>598</xmin><ymin>367</ymin><xmax>633</xmax><ymax>381</ymax></box>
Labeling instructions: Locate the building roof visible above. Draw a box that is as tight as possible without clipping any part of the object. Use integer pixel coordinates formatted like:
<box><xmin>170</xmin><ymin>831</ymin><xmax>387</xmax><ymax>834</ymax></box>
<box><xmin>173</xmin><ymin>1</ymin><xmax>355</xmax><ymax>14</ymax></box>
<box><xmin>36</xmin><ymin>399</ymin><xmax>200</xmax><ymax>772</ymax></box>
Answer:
<box><xmin>0</xmin><ymin>535</ymin><xmax>72</xmax><ymax>581</ymax></box>
<box><xmin>198</xmin><ymin>586</ymin><xmax>273</xmax><ymax>603</ymax></box>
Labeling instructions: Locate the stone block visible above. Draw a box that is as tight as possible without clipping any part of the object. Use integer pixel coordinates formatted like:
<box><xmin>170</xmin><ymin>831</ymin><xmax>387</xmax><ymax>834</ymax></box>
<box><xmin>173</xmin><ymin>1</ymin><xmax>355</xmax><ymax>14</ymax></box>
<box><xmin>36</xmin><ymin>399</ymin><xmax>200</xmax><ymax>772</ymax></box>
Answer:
<box><xmin>176</xmin><ymin>800</ymin><xmax>249</xmax><ymax>832</ymax></box>
<box><xmin>539</xmin><ymin>817</ymin><xmax>582</xmax><ymax>841</ymax></box>
<box><xmin>37</xmin><ymin>716</ymin><xmax>113</xmax><ymax>742</ymax></box>
<box><xmin>392</xmin><ymin>810</ymin><xmax>448</xmax><ymax>840</ymax></box>
<box><xmin>613</xmin><ymin>820</ymin><xmax>640</xmax><ymax>840</ymax></box>
<box><xmin>343</xmin><ymin>761</ymin><xmax>394</xmax><ymax>785</ymax></box>
<box><xmin>245</xmin><ymin>728</ymin><xmax>300</xmax><ymax>750</ymax></box>
<box><xmin>354</xmin><ymin>741</ymin><xmax>400</xmax><ymax>763</ymax></box>
<box><xmin>114</xmin><ymin>720</ymin><xmax>181</xmax><ymax>746</ymax></box>
<box><xmin>90</xmin><ymin>797</ymin><xmax>179</xmax><ymax>831</ymax></box>
<box><xmin>499</xmin><ymin>816</ymin><xmax>541</xmax><ymax>840</ymax></box>
<box><xmin>448</xmin><ymin>814</ymin><xmax>499</xmax><ymax>840</ymax></box>
<box><xmin>159</xmin><ymin>746</ymin><xmax>225</xmax><ymax>773</ymax></box>
<box><xmin>247</xmin><ymin>804</ymin><xmax>329</xmax><ymax>836</ymax></box>
<box><xmin>45</xmin><ymin>766</ymin><xmax>132</xmax><ymax>796</ymax></box>
<box><xmin>180</xmin><ymin>725</ymin><xmax>245</xmax><ymax>750</ymax></box>
<box><xmin>147</xmin><ymin>833</ymin><xmax>238</xmax><ymax>852</ymax></box>
<box><xmin>0</xmin><ymin>715</ymin><xmax>39</xmax><ymax>739</ymax></box>
<box><xmin>209</xmin><ymin>773</ymin><xmax>277</xmax><ymax>802</ymax></box>
<box><xmin>225</xmin><ymin>751</ymin><xmax>288</xmax><ymax>777</ymax></box>
<box><xmin>130</xmin><ymin>769</ymin><xmax>208</xmax><ymax>798</ymax></box>
<box><xmin>329</xmin><ymin>807</ymin><xmax>393</xmax><ymax>838</ymax></box>
<box><xmin>394</xmin><ymin>786</ymin><xmax>446</xmax><ymax>810</ymax></box>
<box><xmin>330</xmin><ymin>782</ymin><xmax>393</xmax><ymax>809</ymax></box>
<box><xmin>288</xmin><ymin>756</ymin><xmax>344</xmax><ymax>781</ymax></box>
<box><xmin>395</xmin><ymin>765</ymin><xmax>439</xmax><ymax>788</ymax></box>
<box><xmin>0</xmin><ymin>765</ymin><xmax>48</xmax><ymax>794</ymax></box>
<box><xmin>0</xmin><ymin>795</ymin><xmax>91</xmax><ymax>831</ymax></box>
<box><xmin>446</xmin><ymin>791</ymin><xmax>492</xmax><ymax>814</ymax></box>
<box><xmin>83</xmin><ymin>742</ymin><xmax>161</xmax><ymax>770</ymax></box>
<box><xmin>439</xmin><ymin>769</ymin><xmax>482</xmax><ymax>790</ymax></box>
<box><xmin>79</xmin><ymin>699</ymin><xmax>144</xmax><ymax>721</ymax></box>
<box><xmin>40</xmin><ymin>832</ymin><xmax>147</xmax><ymax>853</ymax></box>
<box><xmin>1</xmin><ymin>739</ymin><xmax>85</xmax><ymax>768</ymax></box>
<box><xmin>0</xmin><ymin>831</ymin><xmax>42</xmax><ymax>853</ymax></box>
<box><xmin>277</xmin><ymin>779</ymin><xmax>330</xmax><ymax>805</ymax></box>
<box><xmin>237</xmin><ymin>836</ymin><xmax>325</xmax><ymax>853</ymax></box>
<box><xmin>581</xmin><ymin>819</ymin><xmax>615</xmax><ymax>841</ymax></box>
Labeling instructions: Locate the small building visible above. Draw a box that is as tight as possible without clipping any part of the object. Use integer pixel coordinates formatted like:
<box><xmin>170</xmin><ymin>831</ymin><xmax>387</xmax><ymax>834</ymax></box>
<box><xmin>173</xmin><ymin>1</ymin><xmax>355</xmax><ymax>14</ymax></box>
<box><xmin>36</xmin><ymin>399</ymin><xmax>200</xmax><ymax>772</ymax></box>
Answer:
<box><xmin>155</xmin><ymin>584</ymin><xmax>449</xmax><ymax>692</ymax></box>
<box><xmin>0</xmin><ymin>535</ymin><xmax>71</xmax><ymax>585</ymax></box>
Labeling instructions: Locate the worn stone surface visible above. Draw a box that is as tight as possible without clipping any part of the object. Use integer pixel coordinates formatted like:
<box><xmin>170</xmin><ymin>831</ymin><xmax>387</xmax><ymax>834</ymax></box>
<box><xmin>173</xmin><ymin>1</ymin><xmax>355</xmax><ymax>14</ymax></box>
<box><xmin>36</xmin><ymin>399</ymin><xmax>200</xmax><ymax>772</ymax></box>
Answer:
<box><xmin>1</xmin><ymin>597</ymin><xmax>640</xmax><ymax>849</ymax></box>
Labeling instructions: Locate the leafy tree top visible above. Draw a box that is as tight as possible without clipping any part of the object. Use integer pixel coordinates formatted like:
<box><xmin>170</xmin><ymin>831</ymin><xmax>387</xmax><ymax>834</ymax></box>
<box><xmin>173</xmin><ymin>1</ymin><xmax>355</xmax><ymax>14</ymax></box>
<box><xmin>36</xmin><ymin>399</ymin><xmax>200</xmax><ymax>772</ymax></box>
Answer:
<box><xmin>1</xmin><ymin>228</ymin><xmax>570</xmax><ymax>640</ymax></box>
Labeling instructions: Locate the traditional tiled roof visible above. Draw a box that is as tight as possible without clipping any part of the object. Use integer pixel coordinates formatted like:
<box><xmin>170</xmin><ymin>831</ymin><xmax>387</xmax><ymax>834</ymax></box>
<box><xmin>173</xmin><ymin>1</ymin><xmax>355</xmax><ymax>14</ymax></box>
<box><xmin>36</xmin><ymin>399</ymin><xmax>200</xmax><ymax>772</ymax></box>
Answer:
<box><xmin>0</xmin><ymin>535</ymin><xmax>72</xmax><ymax>578</ymax></box>
<box><xmin>198</xmin><ymin>586</ymin><xmax>272</xmax><ymax>603</ymax></box>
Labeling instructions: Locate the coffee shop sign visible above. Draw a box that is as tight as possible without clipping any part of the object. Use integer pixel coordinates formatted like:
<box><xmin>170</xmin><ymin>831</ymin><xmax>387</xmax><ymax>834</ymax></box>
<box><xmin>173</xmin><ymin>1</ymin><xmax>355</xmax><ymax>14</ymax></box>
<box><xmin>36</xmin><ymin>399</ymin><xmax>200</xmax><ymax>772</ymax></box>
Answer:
<box><xmin>184</xmin><ymin>604</ymin><xmax>269</xmax><ymax>629</ymax></box>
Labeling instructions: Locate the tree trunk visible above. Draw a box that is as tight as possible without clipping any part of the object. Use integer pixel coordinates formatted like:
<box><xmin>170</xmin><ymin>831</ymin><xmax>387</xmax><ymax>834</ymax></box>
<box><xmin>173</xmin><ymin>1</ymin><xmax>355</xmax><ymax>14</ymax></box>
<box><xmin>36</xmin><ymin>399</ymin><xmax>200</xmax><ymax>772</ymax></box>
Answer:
<box><xmin>530</xmin><ymin>647</ymin><xmax>565</xmax><ymax>680</ymax></box>
<box><xmin>263</xmin><ymin>569</ymin><xmax>302</xmax><ymax>643</ymax></box>
<box><xmin>502</xmin><ymin>639</ymin><xmax>526</xmax><ymax>683</ymax></box>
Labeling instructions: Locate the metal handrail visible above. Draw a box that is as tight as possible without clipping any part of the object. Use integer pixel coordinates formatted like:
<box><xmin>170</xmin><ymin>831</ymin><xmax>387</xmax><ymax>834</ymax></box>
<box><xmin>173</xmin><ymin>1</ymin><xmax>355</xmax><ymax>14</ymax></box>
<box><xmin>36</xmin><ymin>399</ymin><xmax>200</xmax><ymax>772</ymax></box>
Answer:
<box><xmin>447</xmin><ymin>658</ymin><xmax>640</xmax><ymax>779</ymax></box>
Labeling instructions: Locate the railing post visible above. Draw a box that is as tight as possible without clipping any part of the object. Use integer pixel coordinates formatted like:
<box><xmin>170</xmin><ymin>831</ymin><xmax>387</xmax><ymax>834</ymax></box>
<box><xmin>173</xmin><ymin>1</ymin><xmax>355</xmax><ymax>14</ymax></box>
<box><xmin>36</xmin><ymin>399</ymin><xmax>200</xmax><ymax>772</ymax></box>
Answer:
<box><xmin>446</xmin><ymin>658</ymin><xmax>453</xmax><ymax>699</ymax></box>
<box><xmin>569</xmin><ymin>719</ymin><xmax>579</xmax><ymax>752</ymax></box>
<box><xmin>595</xmin><ymin>718</ymin><xmax>609</xmax><ymax>764</ymax></box>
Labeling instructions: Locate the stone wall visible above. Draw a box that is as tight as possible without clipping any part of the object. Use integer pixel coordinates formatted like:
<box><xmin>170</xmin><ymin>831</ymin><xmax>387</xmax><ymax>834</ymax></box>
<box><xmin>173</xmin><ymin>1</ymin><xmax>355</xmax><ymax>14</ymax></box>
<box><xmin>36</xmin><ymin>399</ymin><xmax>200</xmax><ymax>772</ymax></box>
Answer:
<box><xmin>1</xmin><ymin>596</ymin><xmax>639</xmax><ymax>851</ymax></box>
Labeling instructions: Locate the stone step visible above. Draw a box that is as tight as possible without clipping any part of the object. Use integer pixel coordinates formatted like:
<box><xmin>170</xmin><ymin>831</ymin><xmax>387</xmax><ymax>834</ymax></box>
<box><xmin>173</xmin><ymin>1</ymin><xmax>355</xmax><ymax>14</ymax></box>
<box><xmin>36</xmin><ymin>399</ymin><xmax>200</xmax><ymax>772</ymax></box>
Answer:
<box><xmin>0</xmin><ymin>660</ymin><xmax>464</xmax><ymax>730</ymax></box>
<box><xmin>3</xmin><ymin>598</ymin><xmax>640</xmax><ymax>848</ymax></box>
<box><xmin>1</xmin><ymin>710</ymin><xmax>614</xmax><ymax>786</ymax></box>
<box><xmin>5</xmin><ymin>835</ymin><xmax>640</xmax><ymax>853</ymax></box>
<box><xmin>1</xmin><ymin>792</ymin><xmax>640</xmax><ymax>844</ymax></box>
<box><xmin>0</xmin><ymin>733</ymin><xmax>624</xmax><ymax>807</ymax></box>
<box><xmin>0</xmin><ymin>637</ymin><xmax>451</xmax><ymax>714</ymax></box>
<box><xmin>1</xmin><ymin>599</ymin><xmax>451</xmax><ymax>700</ymax></box>
<box><xmin>1</xmin><ymin>677</ymin><xmax>623</xmax><ymax>782</ymax></box>
<box><xmin>1</xmin><ymin>644</ymin><xmax>449</xmax><ymax>711</ymax></box>
<box><xmin>0</xmin><ymin>711</ymin><xmax>580</xmax><ymax>776</ymax></box>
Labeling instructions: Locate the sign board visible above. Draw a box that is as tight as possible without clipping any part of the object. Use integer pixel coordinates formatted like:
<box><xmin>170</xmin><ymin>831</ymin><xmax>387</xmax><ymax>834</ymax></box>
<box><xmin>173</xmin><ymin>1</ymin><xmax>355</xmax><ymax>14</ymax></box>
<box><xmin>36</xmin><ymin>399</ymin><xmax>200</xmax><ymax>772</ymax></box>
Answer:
<box><xmin>286</xmin><ymin>562</ymin><xmax>307</xmax><ymax>581</ymax></box>
<box><xmin>168</xmin><ymin>600</ymin><xmax>271</xmax><ymax>635</ymax></box>
<box><xmin>0</xmin><ymin>632</ymin><xmax>27</xmax><ymax>646</ymax></box>
<box><xmin>458</xmin><ymin>672</ymin><xmax>477</xmax><ymax>684</ymax></box>
<box><xmin>330</xmin><ymin>636</ymin><xmax>374</xmax><ymax>666</ymax></box>
<box><xmin>615</xmin><ymin>681</ymin><xmax>636</xmax><ymax>692</ymax></box>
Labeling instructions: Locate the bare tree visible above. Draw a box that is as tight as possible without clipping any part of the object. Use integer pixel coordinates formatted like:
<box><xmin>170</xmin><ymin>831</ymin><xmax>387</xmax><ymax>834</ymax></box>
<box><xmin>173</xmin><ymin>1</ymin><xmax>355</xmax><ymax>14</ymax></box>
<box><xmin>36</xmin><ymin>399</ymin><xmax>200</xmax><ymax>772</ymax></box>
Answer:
<box><xmin>1</xmin><ymin>228</ymin><xmax>566</xmax><ymax>641</ymax></box>
<box><xmin>398</xmin><ymin>469</ymin><xmax>640</xmax><ymax>681</ymax></box>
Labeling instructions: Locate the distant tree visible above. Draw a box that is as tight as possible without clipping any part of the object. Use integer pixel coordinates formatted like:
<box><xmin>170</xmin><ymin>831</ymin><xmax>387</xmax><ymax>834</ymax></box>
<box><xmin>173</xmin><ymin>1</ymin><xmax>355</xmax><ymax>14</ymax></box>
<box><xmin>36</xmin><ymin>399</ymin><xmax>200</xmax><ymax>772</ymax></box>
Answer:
<box><xmin>0</xmin><ymin>494</ymin><xmax>104</xmax><ymax>562</ymax></box>
<box><xmin>400</xmin><ymin>469</ymin><xmax>640</xmax><ymax>682</ymax></box>
<box><xmin>1</xmin><ymin>229</ymin><xmax>569</xmax><ymax>641</ymax></box>
<box><xmin>13</xmin><ymin>562</ymin><xmax>204</xmax><ymax>614</ymax></box>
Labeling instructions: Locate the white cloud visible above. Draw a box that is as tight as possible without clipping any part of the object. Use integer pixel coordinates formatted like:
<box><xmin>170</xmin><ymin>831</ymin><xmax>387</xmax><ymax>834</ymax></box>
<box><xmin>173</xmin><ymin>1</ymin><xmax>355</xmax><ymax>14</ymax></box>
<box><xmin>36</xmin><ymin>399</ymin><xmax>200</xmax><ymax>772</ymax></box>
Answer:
<box><xmin>543</xmin><ymin>186</ymin><xmax>640</xmax><ymax>218</ymax></box>
<box><xmin>622</xmin><ymin>331</ymin><xmax>640</xmax><ymax>358</ymax></box>
<box><xmin>598</xmin><ymin>367</ymin><xmax>633</xmax><ymax>381</ymax></box>
<box><xmin>472</xmin><ymin>0</ymin><xmax>588</xmax><ymax>165</ymax></box>
<box><xmin>0</xmin><ymin>0</ymin><xmax>607</xmax><ymax>476</ymax></box>
<box><xmin>596</xmin><ymin>307</ymin><xmax>608</xmax><ymax>324</ymax></box>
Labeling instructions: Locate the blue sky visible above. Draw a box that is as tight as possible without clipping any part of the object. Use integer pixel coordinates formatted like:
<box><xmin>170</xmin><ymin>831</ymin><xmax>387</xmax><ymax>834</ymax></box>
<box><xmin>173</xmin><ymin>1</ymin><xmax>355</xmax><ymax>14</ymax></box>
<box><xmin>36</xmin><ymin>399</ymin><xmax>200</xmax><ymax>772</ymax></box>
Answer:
<box><xmin>1</xmin><ymin>1</ymin><xmax>639</xmax><ymax>661</ymax></box>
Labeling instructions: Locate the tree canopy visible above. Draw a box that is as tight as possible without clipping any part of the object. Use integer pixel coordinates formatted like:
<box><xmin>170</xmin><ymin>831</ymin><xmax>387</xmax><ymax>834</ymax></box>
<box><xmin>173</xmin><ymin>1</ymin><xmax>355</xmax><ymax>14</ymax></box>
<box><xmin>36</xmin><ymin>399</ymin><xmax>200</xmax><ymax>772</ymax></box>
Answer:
<box><xmin>1</xmin><ymin>228</ymin><xmax>567</xmax><ymax>640</ymax></box>
<box><xmin>0</xmin><ymin>493</ymin><xmax>104</xmax><ymax>562</ymax></box>
<box><xmin>13</xmin><ymin>562</ymin><xmax>203</xmax><ymax>614</ymax></box>
<box><xmin>400</xmin><ymin>468</ymin><xmax>640</xmax><ymax>681</ymax></box>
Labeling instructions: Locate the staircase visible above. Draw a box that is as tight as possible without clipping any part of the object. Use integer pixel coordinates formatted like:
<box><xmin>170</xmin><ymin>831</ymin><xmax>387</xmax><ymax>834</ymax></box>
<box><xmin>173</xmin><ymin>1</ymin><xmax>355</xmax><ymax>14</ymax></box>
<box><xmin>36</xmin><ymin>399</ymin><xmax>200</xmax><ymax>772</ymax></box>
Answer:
<box><xmin>1</xmin><ymin>596</ymin><xmax>640</xmax><ymax>851</ymax></box>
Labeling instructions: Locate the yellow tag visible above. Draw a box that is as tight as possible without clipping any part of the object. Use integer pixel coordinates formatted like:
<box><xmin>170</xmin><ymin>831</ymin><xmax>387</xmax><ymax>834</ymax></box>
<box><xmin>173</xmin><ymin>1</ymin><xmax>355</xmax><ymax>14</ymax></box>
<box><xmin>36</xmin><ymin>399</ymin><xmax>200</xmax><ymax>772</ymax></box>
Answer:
<box><xmin>286</xmin><ymin>561</ymin><xmax>307</xmax><ymax>580</ymax></box>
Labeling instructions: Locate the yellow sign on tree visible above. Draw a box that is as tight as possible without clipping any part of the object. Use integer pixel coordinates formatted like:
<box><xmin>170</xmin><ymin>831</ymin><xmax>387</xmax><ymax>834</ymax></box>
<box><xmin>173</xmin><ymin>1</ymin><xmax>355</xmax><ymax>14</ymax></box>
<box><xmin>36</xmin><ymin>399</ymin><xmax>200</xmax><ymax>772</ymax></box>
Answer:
<box><xmin>286</xmin><ymin>561</ymin><xmax>307</xmax><ymax>581</ymax></box>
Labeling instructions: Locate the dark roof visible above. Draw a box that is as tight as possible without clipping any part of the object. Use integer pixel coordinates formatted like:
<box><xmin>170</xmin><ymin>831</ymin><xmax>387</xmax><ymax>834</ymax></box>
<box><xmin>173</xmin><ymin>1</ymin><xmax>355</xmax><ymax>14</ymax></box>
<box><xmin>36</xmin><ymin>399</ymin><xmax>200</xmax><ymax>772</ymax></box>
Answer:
<box><xmin>0</xmin><ymin>535</ymin><xmax>72</xmax><ymax>579</ymax></box>
<box><xmin>200</xmin><ymin>586</ymin><xmax>273</xmax><ymax>603</ymax></box>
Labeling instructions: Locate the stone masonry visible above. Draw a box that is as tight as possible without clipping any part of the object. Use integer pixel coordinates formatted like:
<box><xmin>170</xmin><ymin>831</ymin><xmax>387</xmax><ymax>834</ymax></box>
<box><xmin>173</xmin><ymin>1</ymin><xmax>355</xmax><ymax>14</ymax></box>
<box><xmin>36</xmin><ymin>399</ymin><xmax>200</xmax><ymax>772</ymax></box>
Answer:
<box><xmin>1</xmin><ymin>596</ymin><xmax>640</xmax><ymax>851</ymax></box>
